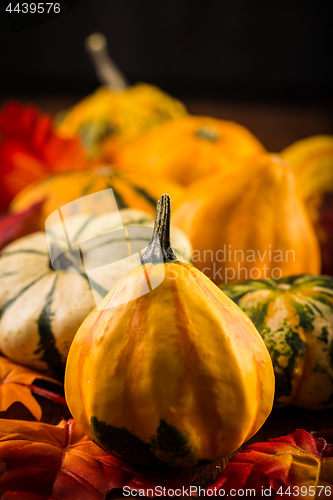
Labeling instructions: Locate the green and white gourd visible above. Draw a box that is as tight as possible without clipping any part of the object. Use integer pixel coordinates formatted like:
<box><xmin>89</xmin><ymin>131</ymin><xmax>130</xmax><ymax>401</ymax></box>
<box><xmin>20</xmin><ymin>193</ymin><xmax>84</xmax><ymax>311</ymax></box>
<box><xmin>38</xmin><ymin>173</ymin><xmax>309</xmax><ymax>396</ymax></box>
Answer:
<box><xmin>0</xmin><ymin>209</ymin><xmax>192</xmax><ymax>378</ymax></box>
<box><xmin>221</xmin><ymin>275</ymin><xmax>333</xmax><ymax>410</ymax></box>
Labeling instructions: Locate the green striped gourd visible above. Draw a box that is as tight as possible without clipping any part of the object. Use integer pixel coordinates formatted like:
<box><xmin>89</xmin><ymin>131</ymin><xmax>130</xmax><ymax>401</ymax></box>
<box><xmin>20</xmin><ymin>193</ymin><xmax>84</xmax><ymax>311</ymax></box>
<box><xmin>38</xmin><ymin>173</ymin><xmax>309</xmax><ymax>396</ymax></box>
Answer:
<box><xmin>0</xmin><ymin>209</ymin><xmax>191</xmax><ymax>378</ymax></box>
<box><xmin>221</xmin><ymin>275</ymin><xmax>333</xmax><ymax>410</ymax></box>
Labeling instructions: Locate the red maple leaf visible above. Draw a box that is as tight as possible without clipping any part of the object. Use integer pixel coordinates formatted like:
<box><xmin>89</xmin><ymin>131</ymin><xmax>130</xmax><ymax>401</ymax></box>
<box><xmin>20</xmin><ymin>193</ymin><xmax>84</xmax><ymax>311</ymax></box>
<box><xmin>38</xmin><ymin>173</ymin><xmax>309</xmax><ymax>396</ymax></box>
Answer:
<box><xmin>206</xmin><ymin>429</ymin><xmax>333</xmax><ymax>498</ymax></box>
<box><xmin>0</xmin><ymin>101</ymin><xmax>87</xmax><ymax>211</ymax></box>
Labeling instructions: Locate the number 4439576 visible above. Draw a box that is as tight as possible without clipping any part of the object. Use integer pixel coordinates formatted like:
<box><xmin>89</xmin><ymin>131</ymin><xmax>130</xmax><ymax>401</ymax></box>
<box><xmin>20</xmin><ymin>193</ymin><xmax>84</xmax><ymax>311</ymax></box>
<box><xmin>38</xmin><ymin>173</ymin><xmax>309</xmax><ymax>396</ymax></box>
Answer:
<box><xmin>6</xmin><ymin>3</ymin><xmax>61</xmax><ymax>14</ymax></box>
<box><xmin>277</xmin><ymin>485</ymin><xmax>331</xmax><ymax>497</ymax></box>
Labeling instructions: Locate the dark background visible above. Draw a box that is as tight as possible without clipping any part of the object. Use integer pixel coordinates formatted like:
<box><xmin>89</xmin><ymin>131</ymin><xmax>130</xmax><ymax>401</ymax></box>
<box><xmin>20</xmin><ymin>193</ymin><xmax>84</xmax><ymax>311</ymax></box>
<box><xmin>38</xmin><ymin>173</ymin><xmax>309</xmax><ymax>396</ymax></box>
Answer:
<box><xmin>0</xmin><ymin>0</ymin><xmax>332</xmax><ymax>102</ymax></box>
<box><xmin>0</xmin><ymin>0</ymin><xmax>332</xmax><ymax>151</ymax></box>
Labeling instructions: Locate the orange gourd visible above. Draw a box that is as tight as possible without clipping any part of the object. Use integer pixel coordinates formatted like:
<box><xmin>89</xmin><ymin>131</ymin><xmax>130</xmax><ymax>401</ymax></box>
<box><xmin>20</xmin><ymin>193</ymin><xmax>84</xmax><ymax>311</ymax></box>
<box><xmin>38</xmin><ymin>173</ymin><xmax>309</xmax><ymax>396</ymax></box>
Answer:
<box><xmin>65</xmin><ymin>194</ymin><xmax>275</xmax><ymax>468</ymax></box>
<box><xmin>281</xmin><ymin>135</ymin><xmax>333</xmax><ymax>274</ymax></box>
<box><xmin>10</xmin><ymin>165</ymin><xmax>183</xmax><ymax>229</ymax></box>
<box><xmin>173</xmin><ymin>152</ymin><xmax>321</xmax><ymax>284</ymax></box>
<box><xmin>113</xmin><ymin>115</ymin><xmax>265</xmax><ymax>186</ymax></box>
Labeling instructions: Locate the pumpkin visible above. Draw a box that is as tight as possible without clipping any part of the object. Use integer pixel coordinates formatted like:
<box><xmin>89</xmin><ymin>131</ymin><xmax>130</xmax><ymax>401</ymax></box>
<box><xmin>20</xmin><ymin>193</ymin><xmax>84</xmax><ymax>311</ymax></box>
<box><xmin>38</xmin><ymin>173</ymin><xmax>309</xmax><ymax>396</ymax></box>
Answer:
<box><xmin>173</xmin><ymin>152</ymin><xmax>321</xmax><ymax>284</ymax></box>
<box><xmin>56</xmin><ymin>84</ymin><xmax>187</xmax><ymax>160</ymax></box>
<box><xmin>9</xmin><ymin>165</ymin><xmax>183</xmax><ymax>230</ymax></box>
<box><xmin>0</xmin><ymin>209</ymin><xmax>191</xmax><ymax>378</ymax></box>
<box><xmin>64</xmin><ymin>194</ymin><xmax>275</xmax><ymax>468</ymax></box>
<box><xmin>113</xmin><ymin>115</ymin><xmax>264</xmax><ymax>186</ymax></box>
<box><xmin>220</xmin><ymin>275</ymin><xmax>333</xmax><ymax>410</ymax></box>
<box><xmin>281</xmin><ymin>135</ymin><xmax>333</xmax><ymax>275</ymax></box>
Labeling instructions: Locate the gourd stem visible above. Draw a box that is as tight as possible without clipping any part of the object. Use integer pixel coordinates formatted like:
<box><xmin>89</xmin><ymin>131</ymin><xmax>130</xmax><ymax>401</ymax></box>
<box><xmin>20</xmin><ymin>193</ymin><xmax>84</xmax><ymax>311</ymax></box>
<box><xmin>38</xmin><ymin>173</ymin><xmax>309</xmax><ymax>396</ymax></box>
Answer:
<box><xmin>84</xmin><ymin>33</ymin><xmax>129</xmax><ymax>90</ymax></box>
<box><xmin>141</xmin><ymin>194</ymin><xmax>178</xmax><ymax>265</ymax></box>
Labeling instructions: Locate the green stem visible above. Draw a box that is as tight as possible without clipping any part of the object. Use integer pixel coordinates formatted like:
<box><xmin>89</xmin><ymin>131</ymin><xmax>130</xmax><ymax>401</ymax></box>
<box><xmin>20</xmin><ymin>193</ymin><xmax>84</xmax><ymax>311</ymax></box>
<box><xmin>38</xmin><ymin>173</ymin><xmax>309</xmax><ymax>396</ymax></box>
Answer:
<box><xmin>141</xmin><ymin>194</ymin><xmax>178</xmax><ymax>265</ymax></box>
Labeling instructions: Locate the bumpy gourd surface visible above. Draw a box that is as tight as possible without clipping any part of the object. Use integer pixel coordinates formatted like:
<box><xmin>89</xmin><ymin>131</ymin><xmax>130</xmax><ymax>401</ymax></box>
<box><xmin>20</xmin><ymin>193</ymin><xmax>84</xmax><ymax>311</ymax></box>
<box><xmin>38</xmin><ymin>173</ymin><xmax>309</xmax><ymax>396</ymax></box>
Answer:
<box><xmin>222</xmin><ymin>275</ymin><xmax>333</xmax><ymax>409</ymax></box>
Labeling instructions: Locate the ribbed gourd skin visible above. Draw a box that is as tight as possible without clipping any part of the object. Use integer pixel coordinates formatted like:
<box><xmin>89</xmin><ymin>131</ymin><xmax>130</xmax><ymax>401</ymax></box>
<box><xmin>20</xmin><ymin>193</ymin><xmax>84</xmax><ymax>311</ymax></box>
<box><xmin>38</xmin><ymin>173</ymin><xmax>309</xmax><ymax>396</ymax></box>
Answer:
<box><xmin>65</xmin><ymin>261</ymin><xmax>275</xmax><ymax>468</ymax></box>
<box><xmin>221</xmin><ymin>275</ymin><xmax>333</xmax><ymax>410</ymax></box>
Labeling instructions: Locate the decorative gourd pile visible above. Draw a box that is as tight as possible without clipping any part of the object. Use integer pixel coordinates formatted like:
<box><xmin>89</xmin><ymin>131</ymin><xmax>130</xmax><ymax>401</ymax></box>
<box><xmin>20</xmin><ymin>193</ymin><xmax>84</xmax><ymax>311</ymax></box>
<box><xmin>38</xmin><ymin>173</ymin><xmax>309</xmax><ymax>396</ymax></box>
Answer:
<box><xmin>65</xmin><ymin>194</ymin><xmax>275</xmax><ymax>468</ymax></box>
<box><xmin>0</xmin><ymin>50</ymin><xmax>333</xmax><ymax>478</ymax></box>
<box><xmin>0</xmin><ymin>208</ymin><xmax>192</xmax><ymax>377</ymax></box>
<box><xmin>221</xmin><ymin>275</ymin><xmax>333</xmax><ymax>410</ymax></box>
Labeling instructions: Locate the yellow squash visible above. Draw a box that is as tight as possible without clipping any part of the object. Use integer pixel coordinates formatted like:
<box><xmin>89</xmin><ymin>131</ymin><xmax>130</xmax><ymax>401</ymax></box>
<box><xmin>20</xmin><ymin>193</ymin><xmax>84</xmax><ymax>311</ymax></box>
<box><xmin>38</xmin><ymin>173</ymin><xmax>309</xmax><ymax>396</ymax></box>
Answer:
<box><xmin>173</xmin><ymin>152</ymin><xmax>321</xmax><ymax>284</ymax></box>
<box><xmin>281</xmin><ymin>135</ymin><xmax>333</xmax><ymax>275</ymax></box>
<box><xmin>65</xmin><ymin>194</ymin><xmax>274</xmax><ymax>468</ymax></box>
<box><xmin>56</xmin><ymin>84</ymin><xmax>187</xmax><ymax>160</ymax></box>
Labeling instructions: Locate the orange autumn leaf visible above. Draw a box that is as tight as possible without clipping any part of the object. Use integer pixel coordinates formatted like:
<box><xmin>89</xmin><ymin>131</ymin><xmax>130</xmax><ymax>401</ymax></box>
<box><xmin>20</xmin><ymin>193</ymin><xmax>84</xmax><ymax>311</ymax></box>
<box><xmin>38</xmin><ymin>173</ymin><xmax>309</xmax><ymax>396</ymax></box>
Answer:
<box><xmin>0</xmin><ymin>101</ymin><xmax>88</xmax><ymax>211</ymax></box>
<box><xmin>0</xmin><ymin>356</ymin><xmax>65</xmax><ymax>420</ymax></box>
<box><xmin>0</xmin><ymin>418</ymin><xmax>194</xmax><ymax>500</ymax></box>
<box><xmin>207</xmin><ymin>429</ymin><xmax>333</xmax><ymax>498</ymax></box>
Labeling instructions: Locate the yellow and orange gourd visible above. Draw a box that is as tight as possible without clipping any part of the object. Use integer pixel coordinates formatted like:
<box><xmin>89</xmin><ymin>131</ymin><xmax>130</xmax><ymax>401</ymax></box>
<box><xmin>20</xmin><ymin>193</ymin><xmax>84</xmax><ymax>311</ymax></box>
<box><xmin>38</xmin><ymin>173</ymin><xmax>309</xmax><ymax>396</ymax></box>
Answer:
<box><xmin>65</xmin><ymin>194</ymin><xmax>275</xmax><ymax>468</ymax></box>
<box><xmin>10</xmin><ymin>165</ymin><xmax>183</xmax><ymax>229</ymax></box>
<box><xmin>114</xmin><ymin>115</ymin><xmax>264</xmax><ymax>186</ymax></box>
<box><xmin>281</xmin><ymin>135</ymin><xmax>333</xmax><ymax>274</ymax></box>
<box><xmin>56</xmin><ymin>84</ymin><xmax>187</xmax><ymax>160</ymax></box>
<box><xmin>173</xmin><ymin>152</ymin><xmax>321</xmax><ymax>284</ymax></box>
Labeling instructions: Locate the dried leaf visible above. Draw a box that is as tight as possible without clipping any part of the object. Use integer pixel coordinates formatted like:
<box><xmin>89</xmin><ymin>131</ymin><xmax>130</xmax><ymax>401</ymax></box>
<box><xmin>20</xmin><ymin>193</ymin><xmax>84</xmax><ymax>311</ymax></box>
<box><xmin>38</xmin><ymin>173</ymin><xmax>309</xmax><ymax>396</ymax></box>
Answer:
<box><xmin>206</xmin><ymin>429</ymin><xmax>333</xmax><ymax>498</ymax></box>
<box><xmin>0</xmin><ymin>101</ymin><xmax>87</xmax><ymax>211</ymax></box>
<box><xmin>0</xmin><ymin>418</ymin><xmax>194</xmax><ymax>500</ymax></box>
<box><xmin>0</xmin><ymin>202</ymin><xmax>44</xmax><ymax>251</ymax></box>
<box><xmin>0</xmin><ymin>356</ymin><xmax>65</xmax><ymax>420</ymax></box>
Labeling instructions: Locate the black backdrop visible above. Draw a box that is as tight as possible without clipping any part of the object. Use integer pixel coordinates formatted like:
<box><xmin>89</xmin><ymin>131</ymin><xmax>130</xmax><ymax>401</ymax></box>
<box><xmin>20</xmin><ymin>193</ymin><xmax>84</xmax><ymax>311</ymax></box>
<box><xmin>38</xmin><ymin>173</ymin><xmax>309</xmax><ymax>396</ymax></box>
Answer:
<box><xmin>0</xmin><ymin>0</ymin><xmax>332</xmax><ymax>103</ymax></box>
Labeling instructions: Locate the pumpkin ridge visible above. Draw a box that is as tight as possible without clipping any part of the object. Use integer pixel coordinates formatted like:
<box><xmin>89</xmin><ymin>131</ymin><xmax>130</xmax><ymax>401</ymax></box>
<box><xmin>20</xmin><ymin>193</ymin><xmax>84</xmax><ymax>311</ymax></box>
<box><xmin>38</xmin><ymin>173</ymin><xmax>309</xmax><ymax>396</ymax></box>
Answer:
<box><xmin>187</xmin><ymin>271</ymin><xmax>266</xmax><ymax>439</ymax></box>
<box><xmin>168</xmin><ymin>274</ymin><xmax>223</xmax><ymax>459</ymax></box>
<box><xmin>116</xmin><ymin>293</ymin><xmax>150</xmax><ymax>434</ymax></box>
<box><xmin>34</xmin><ymin>273</ymin><xmax>65</xmax><ymax>379</ymax></box>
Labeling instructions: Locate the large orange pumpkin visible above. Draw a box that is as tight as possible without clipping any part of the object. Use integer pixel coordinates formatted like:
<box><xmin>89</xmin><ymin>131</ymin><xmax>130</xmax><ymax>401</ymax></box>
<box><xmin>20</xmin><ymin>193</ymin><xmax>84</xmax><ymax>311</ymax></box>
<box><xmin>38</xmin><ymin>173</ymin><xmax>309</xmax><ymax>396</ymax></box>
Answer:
<box><xmin>173</xmin><ymin>152</ymin><xmax>321</xmax><ymax>284</ymax></box>
<box><xmin>113</xmin><ymin>115</ymin><xmax>265</xmax><ymax>186</ymax></box>
<box><xmin>10</xmin><ymin>165</ymin><xmax>183</xmax><ymax>229</ymax></box>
